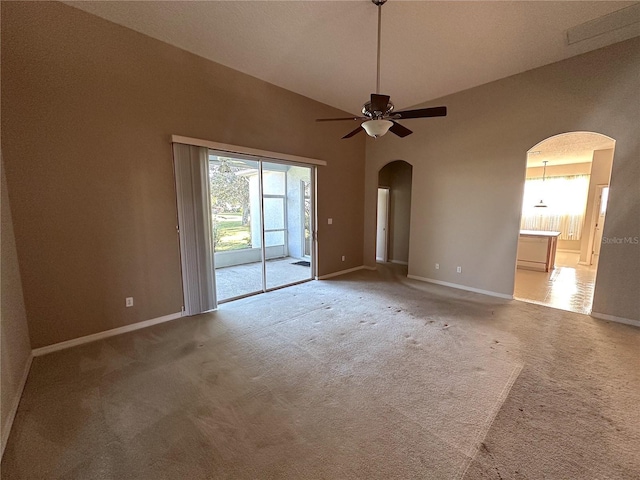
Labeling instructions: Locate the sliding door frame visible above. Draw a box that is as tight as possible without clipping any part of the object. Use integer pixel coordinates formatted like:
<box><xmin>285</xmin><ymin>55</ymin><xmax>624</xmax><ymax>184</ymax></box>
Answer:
<box><xmin>207</xmin><ymin>150</ymin><xmax>318</xmax><ymax>303</ymax></box>
<box><xmin>260</xmin><ymin>159</ymin><xmax>317</xmax><ymax>293</ymax></box>
<box><xmin>173</xmin><ymin>136</ymin><xmax>325</xmax><ymax>312</ymax></box>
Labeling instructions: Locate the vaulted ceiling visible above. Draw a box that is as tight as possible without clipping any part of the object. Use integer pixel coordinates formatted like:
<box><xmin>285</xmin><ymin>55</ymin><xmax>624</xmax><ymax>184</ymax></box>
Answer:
<box><xmin>66</xmin><ymin>1</ymin><xmax>639</xmax><ymax>114</ymax></box>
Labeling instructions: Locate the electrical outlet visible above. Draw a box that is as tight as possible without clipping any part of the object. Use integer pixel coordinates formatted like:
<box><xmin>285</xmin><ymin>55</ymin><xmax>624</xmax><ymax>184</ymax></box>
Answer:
<box><xmin>328</xmin><ymin>218</ymin><xmax>333</xmax><ymax>225</ymax></box>
<box><xmin>435</xmin><ymin>263</ymin><xmax>439</xmax><ymax>270</ymax></box>
<box><xmin>341</xmin><ymin>255</ymin><xmax>346</xmax><ymax>261</ymax></box>
<box><xmin>126</xmin><ymin>297</ymin><xmax>134</xmax><ymax>307</ymax></box>
<box><xmin>456</xmin><ymin>266</ymin><xmax>462</xmax><ymax>273</ymax></box>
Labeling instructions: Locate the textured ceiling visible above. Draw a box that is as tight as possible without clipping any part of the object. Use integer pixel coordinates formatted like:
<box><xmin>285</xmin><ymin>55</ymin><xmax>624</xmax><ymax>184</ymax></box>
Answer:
<box><xmin>527</xmin><ymin>132</ymin><xmax>615</xmax><ymax>167</ymax></box>
<box><xmin>65</xmin><ymin>1</ymin><xmax>639</xmax><ymax>114</ymax></box>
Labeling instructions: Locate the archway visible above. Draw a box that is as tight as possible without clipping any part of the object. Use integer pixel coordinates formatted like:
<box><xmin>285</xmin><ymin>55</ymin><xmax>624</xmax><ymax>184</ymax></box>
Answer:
<box><xmin>514</xmin><ymin>131</ymin><xmax>615</xmax><ymax>314</ymax></box>
<box><xmin>377</xmin><ymin>160</ymin><xmax>413</xmax><ymax>265</ymax></box>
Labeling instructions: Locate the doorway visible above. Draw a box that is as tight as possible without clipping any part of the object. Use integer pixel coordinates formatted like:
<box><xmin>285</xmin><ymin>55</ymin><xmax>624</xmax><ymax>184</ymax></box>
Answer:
<box><xmin>514</xmin><ymin>132</ymin><xmax>615</xmax><ymax>314</ymax></box>
<box><xmin>376</xmin><ymin>188</ymin><xmax>390</xmax><ymax>262</ymax></box>
<box><xmin>590</xmin><ymin>185</ymin><xmax>609</xmax><ymax>266</ymax></box>
<box><xmin>376</xmin><ymin>160</ymin><xmax>413</xmax><ymax>265</ymax></box>
<box><xmin>209</xmin><ymin>153</ymin><xmax>315</xmax><ymax>302</ymax></box>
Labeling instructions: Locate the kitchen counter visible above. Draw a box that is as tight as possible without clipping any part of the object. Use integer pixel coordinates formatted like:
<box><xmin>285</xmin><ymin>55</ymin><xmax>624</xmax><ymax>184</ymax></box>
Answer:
<box><xmin>517</xmin><ymin>230</ymin><xmax>560</xmax><ymax>272</ymax></box>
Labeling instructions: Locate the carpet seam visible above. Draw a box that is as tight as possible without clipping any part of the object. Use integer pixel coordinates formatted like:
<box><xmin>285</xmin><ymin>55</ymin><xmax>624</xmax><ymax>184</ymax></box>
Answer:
<box><xmin>457</xmin><ymin>361</ymin><xmax>525</xmax><ymax>480</ymax></box>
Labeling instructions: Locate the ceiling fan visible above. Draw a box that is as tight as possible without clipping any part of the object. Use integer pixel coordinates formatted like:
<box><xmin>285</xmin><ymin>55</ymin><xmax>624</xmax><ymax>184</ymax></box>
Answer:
<box><xmin>316</xmin><ymin>0</ymin><xmax>447</xmax><ymax>139</ymax></box>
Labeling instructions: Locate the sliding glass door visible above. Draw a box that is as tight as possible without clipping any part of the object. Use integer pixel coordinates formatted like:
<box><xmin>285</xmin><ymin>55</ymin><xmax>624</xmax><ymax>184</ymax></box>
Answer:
<box><xmin>263</xmin><ymin>162</ymin><xmax>313</xmax><ymax>289</ymax></box>
<box><xmin>208</xmin><ymin>154</ymin><xmax>263</xmax><ymax>301</ymax></box>
<box><xmin>208</xmin><ymin>152</ymin><xmax>314</xmax><ymax>302</ymax></box>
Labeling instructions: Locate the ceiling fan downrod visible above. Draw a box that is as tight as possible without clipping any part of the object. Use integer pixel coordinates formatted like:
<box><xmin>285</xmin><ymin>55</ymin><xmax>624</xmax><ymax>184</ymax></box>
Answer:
<box><xmin>373</xmin><ymin>0</ymin><xmax>387</xmax><ymax>95</ymax></box>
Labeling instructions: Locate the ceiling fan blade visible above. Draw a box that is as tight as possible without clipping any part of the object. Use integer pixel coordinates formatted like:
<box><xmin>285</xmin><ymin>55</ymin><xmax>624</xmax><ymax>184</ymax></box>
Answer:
<box><xmin>393</xmin><ymin>106</ymin><xmax>447</xmax><ymax>120</ymax></box>
<box><xmin>342</xmin><ymin>126</ymin><xmax>364</xmax><ymax>139</ymax></box>
<box><xmin>371</xmin><ymin>94</ymin><xmax>390</xmax><ymax>113</ymax></box>
<box><xmin>389</xmin><ymin>121</ymin><xmax>413</xmax><ymax>138</ymax></box>
<box><xmin>316</xmin><ymin>116</ymin><xmax>367</xmax><ymax>122</ymax></box>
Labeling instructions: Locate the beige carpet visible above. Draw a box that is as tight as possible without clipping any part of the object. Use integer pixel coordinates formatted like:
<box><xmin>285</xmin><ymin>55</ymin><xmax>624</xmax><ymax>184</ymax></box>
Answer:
<box><xmin>2</xmin><ymin>265</ymin><xmax>639</xmax><ymax>479</ymax></box>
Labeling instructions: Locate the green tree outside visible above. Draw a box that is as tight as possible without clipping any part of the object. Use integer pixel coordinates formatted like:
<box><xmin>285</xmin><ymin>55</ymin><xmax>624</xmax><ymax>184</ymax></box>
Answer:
<box><xmin>209</xmin><ymin>159</ymin><xmax>252</xmax><ymax>251</ymax></box>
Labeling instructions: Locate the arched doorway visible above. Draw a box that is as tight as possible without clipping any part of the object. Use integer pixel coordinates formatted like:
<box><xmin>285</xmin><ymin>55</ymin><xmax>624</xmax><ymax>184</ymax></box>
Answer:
<box><xmin>377</xmin><ymin>160</ymin><xmax>413</xmax><ymax>265</ymax></box>
<box><xmin>514</xmin><ymin>131</ymin><xmax>615</xmax><ymax>314</ymax></box>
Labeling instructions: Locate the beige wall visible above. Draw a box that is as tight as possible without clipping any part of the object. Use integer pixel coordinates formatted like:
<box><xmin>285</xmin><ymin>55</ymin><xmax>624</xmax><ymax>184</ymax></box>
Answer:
<box><xmin>365</xmin><ymin>37</ymin><xmax>640</xmax><ymax>320</ymax></box>
<box><xmin>580</xmin><ymin>149</ymin><xmax>614</xmax><ymax>264</ymax></box>
<box><xmin>1</xmin><ymin>2</ymin><xmax>365</xmax><ymax>348</ymax></box>
<box><xmin>1</xmin><ymin>159</ymin><xmax>32</xmax><ymax>455</ymax></box>
<box><xmin>378</xmin><ymin>161</ymin><xmax>412</xmax><ymax>264</ymax></box>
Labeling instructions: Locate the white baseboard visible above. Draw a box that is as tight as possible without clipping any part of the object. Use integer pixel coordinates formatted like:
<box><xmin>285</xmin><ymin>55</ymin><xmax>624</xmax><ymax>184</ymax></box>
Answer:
<box><xmin>407</xmin><ymin>275</ymin><xmax>514</xmax><ymax>300</ymax></box>
<box><xmin>1</xmin><ymin>353</ymin><xmax>33</xmax><ymax>459</ymax></box>
<box><xmin>590</xmin><ymin>312</ymin><xmax>640</xmax><ymax>328</ymax></box>
<box><xmin>317</xmin><ymin>265</ymin><xmax>369</xmax><ymax>280</ymax></box>
<box><xmin>390</xmin><ymin>260</ymin><xmax>409</xmax><ymax>265</ymax></box>
<box><xmin>32</xmin><ymin>312</ymin><xmax>183</xmax><ymax>357</ymax></box>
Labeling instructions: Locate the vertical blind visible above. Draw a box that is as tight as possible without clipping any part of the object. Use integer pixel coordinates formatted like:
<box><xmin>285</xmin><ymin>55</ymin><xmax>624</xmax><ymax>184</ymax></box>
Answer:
<box><xmin>173</xmin><ymin>143</ymin><xmax>216</xmax><ymax>315</ymax></box>
<box><xmin>521</xmin><ymin>174</ymin><xmax>590</xmax><ymax>240</ymax></box>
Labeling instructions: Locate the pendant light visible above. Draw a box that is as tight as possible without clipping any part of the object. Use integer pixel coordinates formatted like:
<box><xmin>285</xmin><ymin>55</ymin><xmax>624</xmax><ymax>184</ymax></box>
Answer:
<box><xmin>534</xmin><ymin>160</ymin><xmax>548</xmax><ymax>208</ymax></box>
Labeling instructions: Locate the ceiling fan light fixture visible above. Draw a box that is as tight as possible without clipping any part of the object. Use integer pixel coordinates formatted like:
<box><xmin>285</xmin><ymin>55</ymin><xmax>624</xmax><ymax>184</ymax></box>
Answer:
<box><xmin>362</xmin><ymin>119</ymin><xmax>393</xmax><ymax>138</ymax></box>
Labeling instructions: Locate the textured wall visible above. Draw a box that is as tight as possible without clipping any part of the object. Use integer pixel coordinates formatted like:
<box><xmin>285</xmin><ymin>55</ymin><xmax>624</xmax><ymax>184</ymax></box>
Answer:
<box><xmin>1</xmin><ymin>159</ymin><xmax>32</xmax><ymax>455</ymax></box>
<box><xmin>365</xmin><ymin>38</ymin><xmax>640</xmax><ymax>320</ymax></box>
<box><xmin>1</xmin><ymin>2</ymin><xmax>365</xmax><ymax>348</ymax></box>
